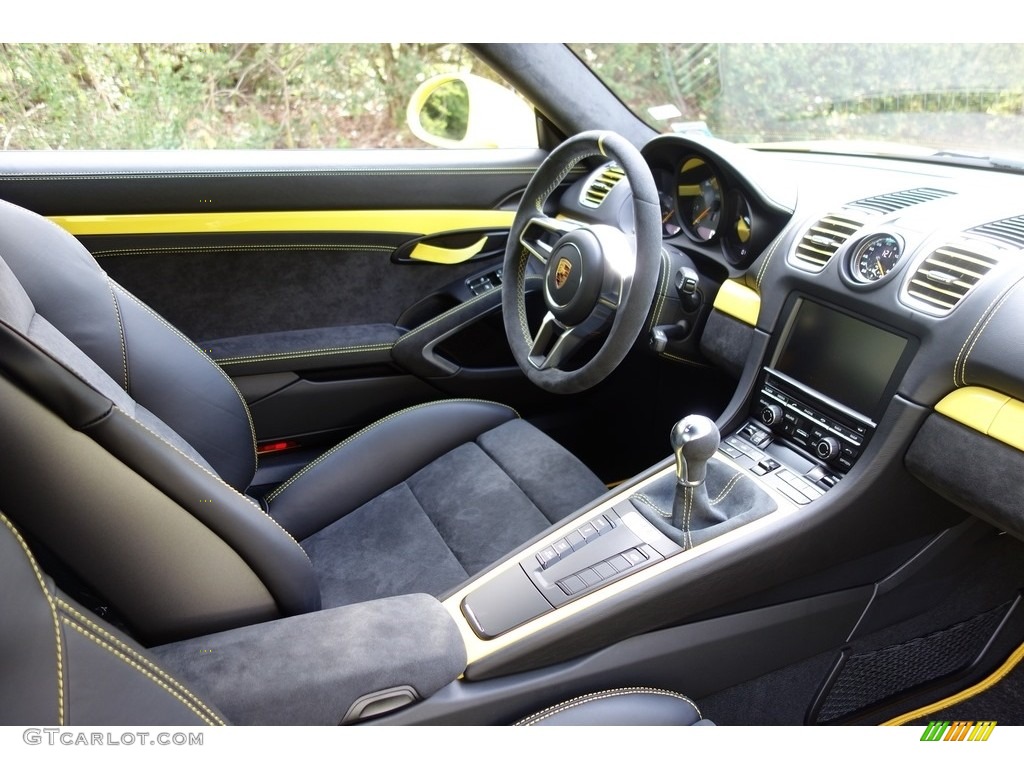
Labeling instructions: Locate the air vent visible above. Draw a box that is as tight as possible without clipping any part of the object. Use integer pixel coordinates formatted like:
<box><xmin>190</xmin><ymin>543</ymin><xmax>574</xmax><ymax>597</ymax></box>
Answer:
<box><xmin>791</xmin><ymin>213</ymin><xmax>864</xmax><ymax>270</ymax></box>
<box><xmin>581</xmin><ymin>164</ymin><xmax>625</xmax><ymax>208</ymax></box>
<box><xmin>847</xmin><ymin>187</ymin><xmax>954</xmax><ymax>215</ymax></box>
<box><xmin>904</xmin><ymin>242</ymin><xmax>1001</xmax><ymax>314</ymax></box>
<box><xmin>969</xmin><ymin>215</ymin><xmax>1024</xmax><ymax>249</ymax></box>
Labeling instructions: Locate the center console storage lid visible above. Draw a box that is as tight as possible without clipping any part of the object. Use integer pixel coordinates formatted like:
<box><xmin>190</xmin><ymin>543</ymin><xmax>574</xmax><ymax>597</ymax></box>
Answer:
<box><xmin>150</xmin><ymin>593</ymin><xmax>466</xmax><ymax>725</ymax></box>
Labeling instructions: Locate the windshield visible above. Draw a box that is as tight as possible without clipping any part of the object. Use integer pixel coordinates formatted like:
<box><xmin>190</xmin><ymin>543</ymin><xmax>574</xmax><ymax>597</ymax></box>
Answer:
<box><xmin>569</xmin><ymin>43</ymin><xmax>1024</xmax><ymax>160</ymax></box>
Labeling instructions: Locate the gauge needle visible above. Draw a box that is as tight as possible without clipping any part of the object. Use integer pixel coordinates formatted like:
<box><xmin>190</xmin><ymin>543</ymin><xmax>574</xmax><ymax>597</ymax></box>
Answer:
<box><xmin>693</xmin><ymin>206</ymin><xmax>711</xmax><ymax>225</ymax></box>
<box><xmin>876</xmin><ymin>257</ymin><xmax>886</xmax><ymax>275</ymax></box>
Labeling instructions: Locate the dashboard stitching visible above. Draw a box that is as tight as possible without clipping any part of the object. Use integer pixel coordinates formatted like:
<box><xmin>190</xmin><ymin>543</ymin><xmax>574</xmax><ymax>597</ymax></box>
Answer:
<box><xmin>959</xmin><ymin>276</ymin><xmax>1024</xmax><ymax>388</ymax></box>
<box><xmin>954</xmin><ymin>278</ymin><xmax>1022</xmax><ymax>387</ymax></box>
<box><xmin>756</xmin><ymin>224</ymin><xmax>791</xmax><ymax>289</ymax></box>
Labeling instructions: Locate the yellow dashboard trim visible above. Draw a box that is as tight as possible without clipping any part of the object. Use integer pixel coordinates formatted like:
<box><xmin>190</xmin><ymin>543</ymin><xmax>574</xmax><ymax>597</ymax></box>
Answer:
<box><xmin>936</xmin><ymin>386</ymin><xmax>1024</xmax><ymax>452</ymax></box>
<box><xmin>712</xmin><ymin>278</ymin><xmax>760</xmax><ymax>327</ymax></box>
<box><xmin>47</xmin><ymin>210</ymin><xmax>515</xmax><ymax>237</ymax></box>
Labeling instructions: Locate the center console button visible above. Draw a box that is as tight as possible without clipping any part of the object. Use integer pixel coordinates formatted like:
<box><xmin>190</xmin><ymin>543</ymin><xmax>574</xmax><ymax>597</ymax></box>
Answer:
<box><xmin>552</xmin><ymin>539</ymin><xmax>573</xmax><ymax>558</ymax></box>
<box><xmin>565</xmin><ymin>531</ymin><xmax>585</xmax><ymax>550</ymax></box>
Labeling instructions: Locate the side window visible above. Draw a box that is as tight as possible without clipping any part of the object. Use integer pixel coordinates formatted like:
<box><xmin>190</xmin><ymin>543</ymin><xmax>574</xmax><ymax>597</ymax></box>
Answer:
<box><xmin>0</xmin><ymin>43</ymin><xmax>538</xmax><ymax>151</ymax></box>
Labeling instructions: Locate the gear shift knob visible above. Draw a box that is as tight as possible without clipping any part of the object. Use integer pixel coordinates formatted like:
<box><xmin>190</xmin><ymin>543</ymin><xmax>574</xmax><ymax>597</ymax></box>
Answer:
<box><xmin>671</xmin><ymin>415</ymin><xmax>720</xmax><ymax>487</ymax></box>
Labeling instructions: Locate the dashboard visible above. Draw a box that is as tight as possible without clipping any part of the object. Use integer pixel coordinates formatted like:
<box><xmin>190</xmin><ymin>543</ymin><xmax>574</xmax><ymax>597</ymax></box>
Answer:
<box><xmin>561</xmin><ymin>132</ymin><xmax>1024</xmax><ymax>543</ymax></box>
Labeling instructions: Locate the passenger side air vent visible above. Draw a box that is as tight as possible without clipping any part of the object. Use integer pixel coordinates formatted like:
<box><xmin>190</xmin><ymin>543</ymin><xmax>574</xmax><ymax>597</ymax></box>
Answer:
<box><xmin>581</xmin><ymin>164</ymin><xmax>625</xmax><ymax>209</ymax></box>
<box><xmin>790</xmin><ymin>213</ymin><xmax>864</xmax><ymax>271</ymax></box>
<box><xmin>847</xmin><ymin>187</ymin><xmax>954</xmax><ymax>215</ymax></box>
<box><xmin>903</xmin><ymin>241</ymin><xmax>1002</xmax><ymax>315</ymax></box>
<box><xmin>969</xmin><ymin>215</ymin><xmax>1024</xmax><ymax>249</ymax></box>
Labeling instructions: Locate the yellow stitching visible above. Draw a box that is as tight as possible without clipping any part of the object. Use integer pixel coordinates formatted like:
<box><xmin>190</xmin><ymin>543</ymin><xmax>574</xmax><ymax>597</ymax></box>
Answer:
<box><xmin>647</xmin><ymin>250</ymin><xmax>671</xmax><ymax>333</ymax></box>
<box><xmin>1</xmin><ymin>513</ymin><xmax>65</xmax><ymax>725</ymax></box>
<box><xmin>61</xmin><ymin>618</ymin><xmax>223</xmax><ymax>726</ymax></box>
<box><xmin>516</xmin><ymin>686</ymin><xmax>701</xmax><ymax>725</ymax></box>
<box><xmin>710</xmin><ymin>472</ymin><xmax>744</xmax><ymax>505</ymax></box>
<box><xmin>394</xmin><ymin>291</ymin><xmax>496</xmax><ymax>345</ymax></box>
<box><xmin>93</xmin><ymin>244</ymin><xmax>396</xmax><ymax>258</ymax></box>
<box><xmin>756</xmin><ymin>223</ymin><xmax>791</xmax><ymax>288</ymax></box>
<box><xmin>105</xmin><ymin>278</ymin><xmax>129</xmax><ymax>392</ymax></box>
<box><xmin>56</xmin><ymin>598</ymin><xmax>223</xmax><ymax>723</ymax></box>
<box><xmin>119</xmin><ymin>407</ymin><xmax>311</xmax><ymax>564</ymax></box>
<box><xmin>265</xmin><ymin>398</ymin><xmax>520</xmax><ymax>503</ymax></box>
<box><xmin>536</xmin><ymin>151</ymin><xmax>597</xmax><ymax>211</ymax></box>
<box><xmin>215</xmin><ymin>343</ymin><xmax>393</xmax><ymax>366</ymax></box>
<box><xmin>117</xmin><ymin>287</ymin><xmax>259</xmax><ymax>471</ymax></box>
<box><xmin>660</xmin><ymin>352</ymin><xmax>711</xmax><ymax>367</ymax></box>
<box><xmin>2</xmin><ymin>167</ymin><xmax>549</xmax><ymax>182</ymax></box>
<box><xmin>684</xmin><ymin>485</ymin><xmax>693</xmax><ymax>550</ymax></box>
<box><xmin>958</xmin><ymin>277</ymin><xmax>1024</xmax><ymax>387</ymax></box>
<box><xmin>630</xmin><ymin>492</ymin><xmax>671</xmax><ymax>518</ymax></box>
<box><xmin>953</xmin><ymin>280</ymin><xmax>1013</xmax><ymax>387</ymax></box>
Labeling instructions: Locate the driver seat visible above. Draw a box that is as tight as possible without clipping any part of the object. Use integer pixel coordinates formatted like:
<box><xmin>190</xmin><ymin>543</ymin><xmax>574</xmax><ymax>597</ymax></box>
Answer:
<box><xmin>0</xmin><ymin>198</ymin><xmax>607</xmax><ymax>644</ymax></box>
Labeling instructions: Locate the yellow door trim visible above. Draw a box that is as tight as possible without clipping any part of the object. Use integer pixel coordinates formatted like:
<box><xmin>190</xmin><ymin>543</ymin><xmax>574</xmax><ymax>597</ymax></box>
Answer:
<box><xmin>712</xmin><ymin>278</ymin><xmax>760</xmax><ymax>327</ymax></box>
<box><xmin>936</xmin><ymin>386</ymin><xmax>1024</xmax><ymax>452</ymax></box>
<box><xmin>409</xmin><ymin>236</ymin><xmax>488</xmax><ymax>265</ymax></box>
<box><xmin>48</xmin><ymin>210</ymin><xmax>515</xmax><ymax>237</ymax></box>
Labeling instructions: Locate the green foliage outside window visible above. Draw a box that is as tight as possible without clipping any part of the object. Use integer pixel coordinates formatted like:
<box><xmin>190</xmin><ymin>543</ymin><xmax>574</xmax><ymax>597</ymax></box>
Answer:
<box><xmin>0</xmin><ymin>43</ymin><xmax>486</xmax><ymax>150</ymax></box>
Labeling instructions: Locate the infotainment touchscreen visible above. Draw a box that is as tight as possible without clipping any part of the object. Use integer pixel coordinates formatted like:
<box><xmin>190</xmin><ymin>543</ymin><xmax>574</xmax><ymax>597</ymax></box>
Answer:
<box><xmin>771</xmin><ymin>299</ymin><xmax>909</xmax><ymax>419</ymax></box>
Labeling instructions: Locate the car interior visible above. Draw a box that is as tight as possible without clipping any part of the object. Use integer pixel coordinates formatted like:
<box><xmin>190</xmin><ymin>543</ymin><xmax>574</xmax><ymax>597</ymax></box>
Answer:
<box><xmin>2</xmin><ymin>42</ymin><xmax>1024</xmax><ymax>728</ymax></box>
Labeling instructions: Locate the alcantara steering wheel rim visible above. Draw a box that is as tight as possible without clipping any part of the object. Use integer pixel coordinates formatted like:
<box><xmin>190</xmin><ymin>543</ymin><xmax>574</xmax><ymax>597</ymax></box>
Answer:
<box><xmin>501</xmin><ymin>130</ymin><xmax>662</xmax><ymax>394</ymax></box>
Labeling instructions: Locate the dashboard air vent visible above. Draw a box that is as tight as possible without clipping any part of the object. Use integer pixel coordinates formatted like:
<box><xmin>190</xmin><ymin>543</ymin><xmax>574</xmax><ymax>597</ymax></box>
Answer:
<box><xmin>581</xmin><ymin>164</ymin><xmax>625</xmax><ymax>208</ymax></box>
<box><xmin>904</xmin><ymin>243</ymin><xmax>1001</xmax><ymax>314</ymax></box>
<box><xmin>969</xmin><ymin>215</ymin><xmax>1024</xmax><ymax>249</ymax></box>
<box><xmin>791</xmin><ymin>213</ymin><xmax>864</xmax><ymax>270</ymax></box>
<box><xmin>847</xmin><ymin>187</ymin><xmax>954</xmax><ymax>215</ymax></box>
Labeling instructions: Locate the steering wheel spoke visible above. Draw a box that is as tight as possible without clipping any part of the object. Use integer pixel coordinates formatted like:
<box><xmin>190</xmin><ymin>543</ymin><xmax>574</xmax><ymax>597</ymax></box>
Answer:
<box><xmin>527</xmin><ymin>313</ymin><xmax>597</xmax><ymax>371</ymax></box>
<box><xmin>520</xmin><ymin>216</ymin><xmax>580</xmax><ymax>266</ymax></box>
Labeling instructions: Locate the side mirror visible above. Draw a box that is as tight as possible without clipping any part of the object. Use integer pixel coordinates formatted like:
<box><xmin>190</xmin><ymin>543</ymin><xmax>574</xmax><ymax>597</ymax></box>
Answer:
<box><xmin>406</xmin><ymin>73</ymin><xmax>537</xmax><ymax>149</ymax></box>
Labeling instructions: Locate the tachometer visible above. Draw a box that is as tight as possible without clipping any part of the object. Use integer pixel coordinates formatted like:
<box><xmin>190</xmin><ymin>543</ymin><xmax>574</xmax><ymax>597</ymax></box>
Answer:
<box><xmin>678</xmin><ymin>157</ymin><xmax>722</xmax><ymax>242</ymax></box>
<box><xmin>850</xmin><ymin>234</ymin><xmax>903</xmax><ymax>283</ymax></box>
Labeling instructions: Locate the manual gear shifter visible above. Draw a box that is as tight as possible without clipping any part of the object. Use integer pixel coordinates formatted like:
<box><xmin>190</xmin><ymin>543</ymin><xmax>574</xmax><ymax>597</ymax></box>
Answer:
<box><xmin>629</xmin><ymin>414</ymin><xmax>777</xmax><ymax>550</ymax></box>
<box><xmin>670</xmin><ymin>415</ymin><xmax>721</xmax><ymax>534</ymax></box>
<box><xmin>671</xmin><ymin>415</ymin><xmax>720</xmax><ymax>488</ymax></box>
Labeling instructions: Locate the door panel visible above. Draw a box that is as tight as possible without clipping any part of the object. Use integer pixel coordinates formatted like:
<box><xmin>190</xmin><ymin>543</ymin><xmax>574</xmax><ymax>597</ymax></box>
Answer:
<box><xmin>0</xmin><ymin>147</ymin><xmax>577</xmax><ymax>455</ymax></box>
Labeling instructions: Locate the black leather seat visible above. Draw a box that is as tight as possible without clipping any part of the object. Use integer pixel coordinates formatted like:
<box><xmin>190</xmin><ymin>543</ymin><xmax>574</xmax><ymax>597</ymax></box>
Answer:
<box><xmin>0</xmin><ymin>199</ymin><xmax>607</xmax><ymax>643</ymax></box>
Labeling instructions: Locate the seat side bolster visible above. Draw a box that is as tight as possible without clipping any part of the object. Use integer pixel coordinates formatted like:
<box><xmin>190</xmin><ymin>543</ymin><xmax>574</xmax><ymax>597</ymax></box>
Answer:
<box><xmin>268</xmin><ymin>399</ymin><xmax>518</xmax><ymax>541</ymax></box>
<box><xmin>86</xmin><ymin>407</ymin><xmax>321</xmax><ymax>621</ymax></box>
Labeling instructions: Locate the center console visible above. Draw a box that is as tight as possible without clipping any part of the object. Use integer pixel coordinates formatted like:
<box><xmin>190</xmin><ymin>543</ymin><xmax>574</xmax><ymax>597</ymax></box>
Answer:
<box><xmin>450</xmin><ymin>293</ymin><xmax>919</xmax><ymax>669</ymax></box>
<box><xmin>724</xmin><ymin>296</ymin><xmax>916</xmax><ymax>504</ymax></box>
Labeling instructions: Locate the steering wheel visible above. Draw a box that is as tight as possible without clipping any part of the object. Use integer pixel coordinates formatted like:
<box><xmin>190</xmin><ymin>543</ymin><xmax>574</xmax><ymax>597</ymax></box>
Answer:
<box><xmin>501</xmin><ymin>131</ymin><xmax>662</xmax><ymax>394</ymax></box>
